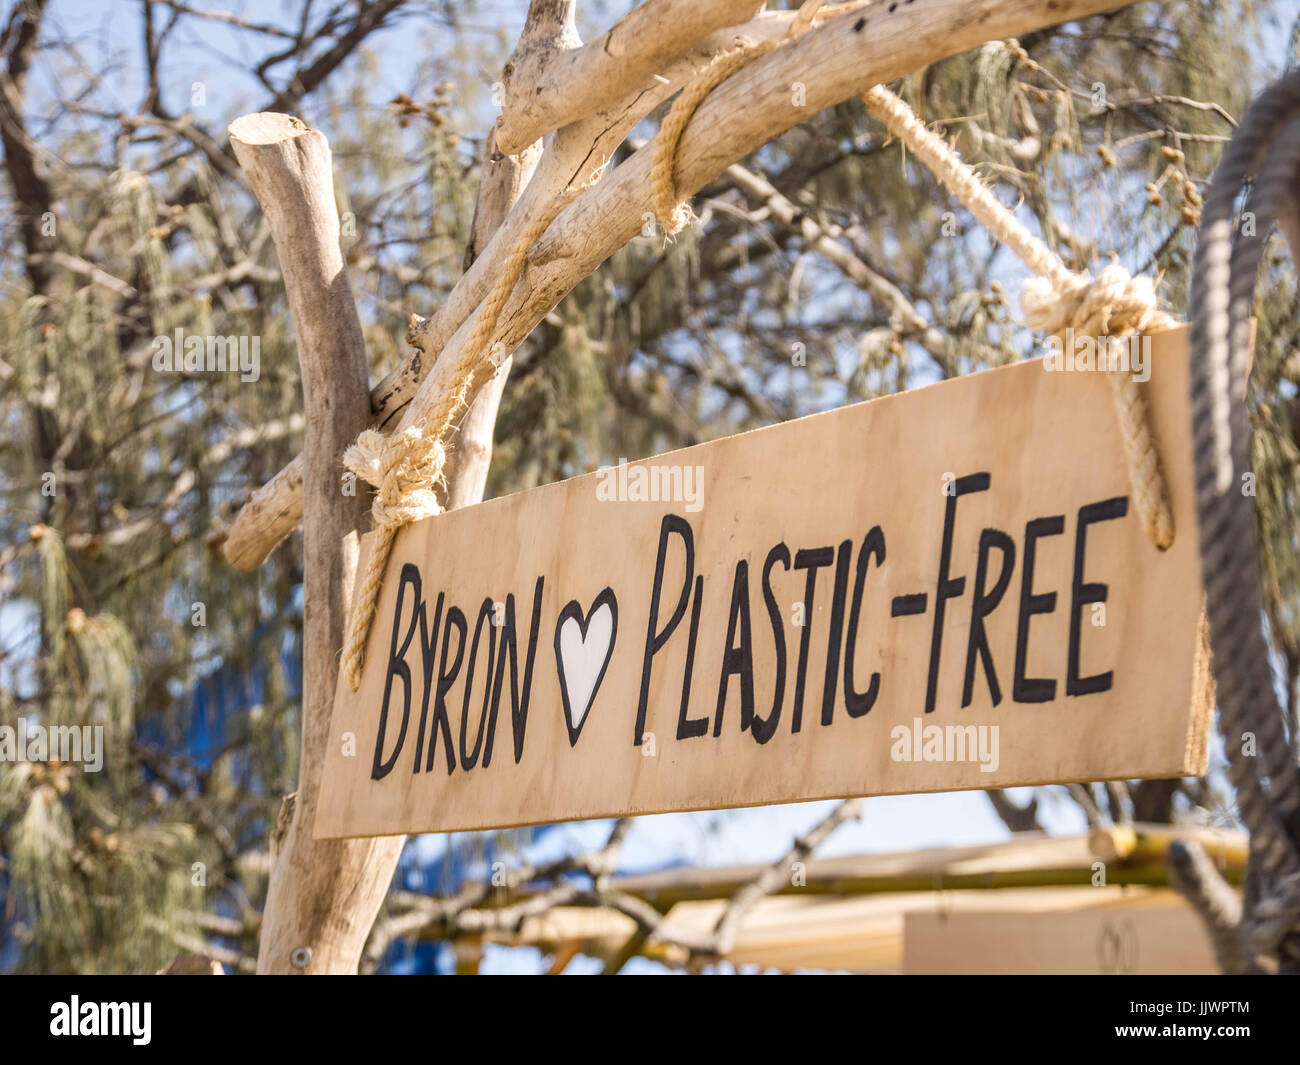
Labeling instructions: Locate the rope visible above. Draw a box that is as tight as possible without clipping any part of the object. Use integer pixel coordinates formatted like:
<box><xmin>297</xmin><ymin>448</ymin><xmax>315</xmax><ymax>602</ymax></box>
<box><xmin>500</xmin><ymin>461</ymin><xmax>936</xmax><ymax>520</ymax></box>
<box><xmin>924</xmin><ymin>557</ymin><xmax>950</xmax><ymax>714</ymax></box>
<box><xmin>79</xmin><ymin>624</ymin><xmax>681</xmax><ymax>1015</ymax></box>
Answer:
<box><xmin>653</xmin><ymin>0</ymin><xmax>825</xmax><ymax>235</ymax></box>
<box><xmin>343</xmin><ymin>6</ymin><xmax>828</xmax><ymax>689</ymax></box>
<box><xmin>654</xmin><ymin>38</ymin><xmax>777</xmax><ymax>236</ymax></box>
<box><xmin>340</xmin><ymin>181</ymin><xmax>591</xmax><ymax>691</ymax></box>
<box><xmin>862</xmin><ymin>84</ymin><xmax>1177</xmax><ymax>549</ymax></box>
<box><xmin>1188</xmin><ymin>70</ymin><xmax>1300</xmax><ymax>970</ymax></box>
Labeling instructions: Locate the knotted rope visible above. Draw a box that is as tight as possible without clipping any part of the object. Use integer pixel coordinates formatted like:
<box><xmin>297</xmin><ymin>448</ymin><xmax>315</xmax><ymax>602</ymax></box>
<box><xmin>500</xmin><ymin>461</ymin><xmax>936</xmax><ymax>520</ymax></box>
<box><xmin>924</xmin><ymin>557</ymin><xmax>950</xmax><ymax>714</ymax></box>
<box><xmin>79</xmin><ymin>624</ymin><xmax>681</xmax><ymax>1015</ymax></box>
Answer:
<box><xmin>861</xmin><ymin>84</ymin><xmax>1177</xmax><ymax>549</ymax></box>
<box><xmin>340</xmin><ymin>181</ymin><xmax>592</xmax><ymax>691</ymax></box>
<box><xmin>343</xmin><ymin>5</ymin><xmax>827</xmax><ymax>689</ymax></box>
<box><xmin>859</xmin><ymin>71</ymin><xmax>1300</xmax><ymax>971</ymax></box>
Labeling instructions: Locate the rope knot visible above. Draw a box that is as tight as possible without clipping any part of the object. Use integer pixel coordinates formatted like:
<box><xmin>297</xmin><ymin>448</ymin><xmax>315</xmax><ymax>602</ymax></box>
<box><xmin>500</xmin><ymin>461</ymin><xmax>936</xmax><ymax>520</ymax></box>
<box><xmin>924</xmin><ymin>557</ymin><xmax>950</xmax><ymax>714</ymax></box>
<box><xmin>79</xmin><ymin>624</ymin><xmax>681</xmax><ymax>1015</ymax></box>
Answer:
<box><xmin>1018</xmin><ymin>263</ymin><xmax>1176</xmax><ymax>550</ymax></box>
<box><xmin>1020</xmin><ymin>263</ymin><xmax>1170</xmax><ymax>339</ymax></box>
<box><xmin>345</xmin><ymin>425</ymin><xmax>446</xmax><ymax>530</ymax></box>
<box><xmin>340</xmin><ymin>426</ymin><xmax>446</xmax><ymax>691</ymax></box>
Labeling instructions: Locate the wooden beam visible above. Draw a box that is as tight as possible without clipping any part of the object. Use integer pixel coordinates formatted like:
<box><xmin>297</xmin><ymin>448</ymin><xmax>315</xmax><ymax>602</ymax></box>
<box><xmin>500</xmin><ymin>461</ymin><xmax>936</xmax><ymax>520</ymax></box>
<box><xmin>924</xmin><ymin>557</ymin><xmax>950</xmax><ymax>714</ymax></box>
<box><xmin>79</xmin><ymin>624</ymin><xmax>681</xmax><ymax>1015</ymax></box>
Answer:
<box><xmin>605</xmin><ymin>827</ymin><xmax>1247</xmax><ymax>904</ymax></box>
<box><xmin>903</xmin><ymin>894</ymin><xmax>1220</xmax><ymax>974</ymax></box>
<box><xmin>461</xmin><ymin>886</ymin><xmax>1226</xmax><ymax>974</ymax></box>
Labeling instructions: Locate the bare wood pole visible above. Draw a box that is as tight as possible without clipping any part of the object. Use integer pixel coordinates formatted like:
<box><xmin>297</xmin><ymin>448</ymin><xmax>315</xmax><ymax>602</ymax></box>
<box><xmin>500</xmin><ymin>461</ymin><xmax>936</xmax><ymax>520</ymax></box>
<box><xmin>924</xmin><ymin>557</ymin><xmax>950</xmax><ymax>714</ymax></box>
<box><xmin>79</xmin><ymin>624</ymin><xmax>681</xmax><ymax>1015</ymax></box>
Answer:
<box><xmin>228</xmin><ymin>112</ymin><xmax>404</xmax><ymax>974</ymax></box>
<box><xmin>229</xmin><ymin>82</ymin><xmax>543</xmax><ymax>973</ymax></box>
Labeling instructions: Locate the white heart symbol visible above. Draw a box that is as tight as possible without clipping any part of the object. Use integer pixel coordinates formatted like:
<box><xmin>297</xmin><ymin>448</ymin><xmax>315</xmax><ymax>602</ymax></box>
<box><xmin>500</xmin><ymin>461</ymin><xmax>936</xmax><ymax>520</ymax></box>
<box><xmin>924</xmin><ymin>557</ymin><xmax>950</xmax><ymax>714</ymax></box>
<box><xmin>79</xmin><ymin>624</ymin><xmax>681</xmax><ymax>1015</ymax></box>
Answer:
<box><xmin>554</xmin><ymin>591</ymin><xmax>617</xmax><ymax>744</ymax></box>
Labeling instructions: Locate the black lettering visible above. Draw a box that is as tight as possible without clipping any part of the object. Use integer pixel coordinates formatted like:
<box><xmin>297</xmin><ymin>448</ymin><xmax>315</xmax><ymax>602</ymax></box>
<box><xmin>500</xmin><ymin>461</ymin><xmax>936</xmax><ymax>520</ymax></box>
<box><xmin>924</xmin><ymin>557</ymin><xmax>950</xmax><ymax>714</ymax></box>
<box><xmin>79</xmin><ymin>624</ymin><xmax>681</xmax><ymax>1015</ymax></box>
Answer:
<box><xmin>962</xmin><ymin>529</ymin><xmax>1016</xmax><ymax>708</ymax></box>
<box><xmin>636</xmin><ymin>515</ymin><xmax>694</xmax><ymax>746</ymax></box>
<box><xmin>459</xmin><ymin>598</ymin><xmax>497</xmax><ymax>769</ymax></box>
<box><xmin>1014</xmin><ymin>515</ymin><xmax>1065</xmax><ymax>703</ymax></box>
<box><xmin>426</xmin><ymin>605</ymin><xmax>466</xmax><ymax>773</ymax></box>
<box><xmin>1067</xmin><ymin>497</ymin><xmax>1128</xmax><ymax>696</ymax></box>
<box><xmin>844</xmin><ymin>527</ymin><xmax>885</xmax><ymax>718</ymax></box>
<box><xmin>791</xmin><ymin>546</ymin><xmax>834</xmax><ymax>733</ymax></box>
<box><xmin>373</xmin><ymin>563</ymin><xmax>421</xmax><ymax>780</ymax></box>
<box><xmin>486</xmin><ymin>576</ymin><xmax>545</xmax><ymax>766</ymax></box>
<box><xmin>820</xmin><ymin>540</ymin><xmax>853</xmax><ymax>726</ymax></box>
<box><xmin>751</xmin><ymin>543</ymin><xmax>791</xmax><ymax>744</ymax></box>
<box><xmin>714</xmin><ymin>561</ymin><xmax>755</xmax><ymax>737</ymax></box>
<box><xmin>412</xmin><ymin>591</ymin><xmax>444</xmax><ymax>772</ymax></box>
<box><xmin>676</xmin><ymin>576</ymin><xmax>708</xmax><ymax>740</ymax></box>
<box><xmin>925</xmin><ymin>473</ymin><xmax>991</xmax><ymax>713</ymax></box>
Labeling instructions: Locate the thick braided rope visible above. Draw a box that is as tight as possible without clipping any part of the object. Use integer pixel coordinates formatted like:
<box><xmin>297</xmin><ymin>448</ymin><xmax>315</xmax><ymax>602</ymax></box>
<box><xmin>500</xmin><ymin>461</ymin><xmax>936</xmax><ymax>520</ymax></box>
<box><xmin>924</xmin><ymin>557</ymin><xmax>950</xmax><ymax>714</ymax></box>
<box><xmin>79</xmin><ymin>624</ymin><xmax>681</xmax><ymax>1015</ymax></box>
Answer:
<box><xmin>1189</xmin><ymin>71</ymin><xmax>1300</xmax><ymax>969</ymax></box>
<box><xmin>339</xmin><ymin>427</ymin><xmax>444</xmax><ymax>691</ymax></box>
<box><xmin>863</xmin><ymin>84</ymin><xmax>1177</xmax><ymax>549</ymax></box>
<box><xmin>340</xmin><ymin>186</ymin><xmax>587</xmax><ymax>691</ymax></box>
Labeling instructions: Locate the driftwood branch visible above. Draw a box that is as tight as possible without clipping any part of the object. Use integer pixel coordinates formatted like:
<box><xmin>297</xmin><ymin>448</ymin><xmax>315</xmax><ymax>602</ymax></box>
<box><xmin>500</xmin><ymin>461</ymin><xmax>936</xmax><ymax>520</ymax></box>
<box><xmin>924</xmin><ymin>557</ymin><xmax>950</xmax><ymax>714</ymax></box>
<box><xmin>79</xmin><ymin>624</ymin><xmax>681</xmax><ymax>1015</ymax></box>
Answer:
<box><xmin>362</xmin><ymin>817</ymin><xmax>634</xmax><ymax>969</ymax></box>
<box><xmin>494</xmin><ymin>0</ymin><xmax>766</xmax><ymax>155</ymax></box>
<box><xmin>228</xmin><ymin>112</ymin><xmax>406</xmax><ymax>974</ymax></box>
<box><xmin>703</xmin><ymin>797</ymin><xmax>865</xmax><ymax>958</ymax></box>
<box><xmin>218</xmin><ymin>0</ymin><xmax>1137</xmax><ymax>571</ymax></box>
<box><xmin>723</xmin><ymin>160</ymin><xmax>966</xmax><ymax>371</ymax></box>
<box><xmin>381</xmin><ymin>0</ymin><xmax>1138</xmax><ymax>454</ymax></box>
<box><xmin>231</xmin><ymin>37</ymin><xmax>547</xmax><ymax>970</ymax></box>
<box><xmin>218</xmin><ymin>8</ymin><xmax>785</xmax><ymax>570</ymax></box>
<box><xmin>363</xmin><ymin>803</ymin><xmax>865</xmax><ymax>970</ymax></box>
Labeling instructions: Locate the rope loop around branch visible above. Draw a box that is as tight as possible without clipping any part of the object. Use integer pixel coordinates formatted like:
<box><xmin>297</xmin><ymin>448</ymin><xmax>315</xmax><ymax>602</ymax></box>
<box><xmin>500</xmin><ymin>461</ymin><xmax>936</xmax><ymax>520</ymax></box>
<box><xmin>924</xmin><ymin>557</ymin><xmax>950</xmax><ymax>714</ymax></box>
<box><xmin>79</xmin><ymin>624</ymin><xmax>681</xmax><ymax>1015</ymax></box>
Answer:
<box><xmin>652</xmin><ymin>0</ymin><xmax>828</xmax><ymax>236</ymax></box>
<box><xmin>653</xmin><ymin>37</ymin><xmax>776</xmax><ymax>236</ymax></box>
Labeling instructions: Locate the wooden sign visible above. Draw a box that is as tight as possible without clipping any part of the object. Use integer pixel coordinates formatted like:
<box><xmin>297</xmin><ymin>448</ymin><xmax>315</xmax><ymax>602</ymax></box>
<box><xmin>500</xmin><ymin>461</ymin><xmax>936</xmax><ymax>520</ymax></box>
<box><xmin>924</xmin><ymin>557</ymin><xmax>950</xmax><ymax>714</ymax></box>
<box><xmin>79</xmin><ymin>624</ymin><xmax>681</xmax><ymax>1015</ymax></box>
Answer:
<box><xmin>315</xmin><ymin>326</ymin><xmax>1210</xmax><ymax>839</ymax></box>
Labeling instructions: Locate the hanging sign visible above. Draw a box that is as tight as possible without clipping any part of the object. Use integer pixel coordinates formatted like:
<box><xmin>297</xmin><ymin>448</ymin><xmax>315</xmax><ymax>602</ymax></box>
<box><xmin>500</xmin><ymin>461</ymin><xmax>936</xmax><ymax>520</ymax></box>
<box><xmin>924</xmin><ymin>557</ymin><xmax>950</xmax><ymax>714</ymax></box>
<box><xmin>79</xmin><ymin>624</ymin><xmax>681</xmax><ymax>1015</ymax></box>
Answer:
<box><xmin>315</xmin><ymin>326</ymin><xmax>1210</xmax><ymax>839</ymax></box>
